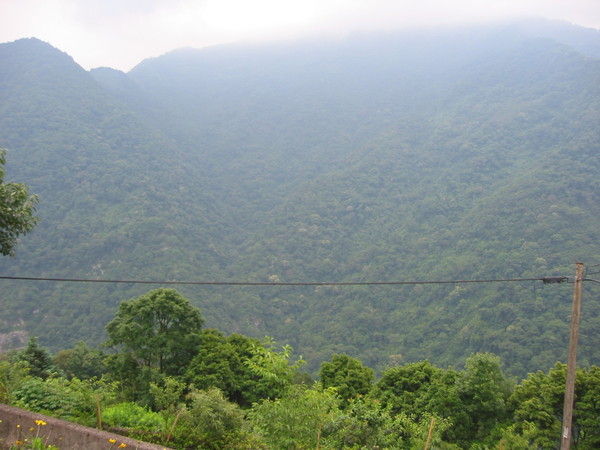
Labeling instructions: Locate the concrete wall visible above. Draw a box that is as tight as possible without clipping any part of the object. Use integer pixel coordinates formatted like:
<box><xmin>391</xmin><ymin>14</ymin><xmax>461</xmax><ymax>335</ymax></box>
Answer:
<box><xmin>0</xmin><ymin>403</ymin><xmax>171</xmax><ymax>450</ymax></box>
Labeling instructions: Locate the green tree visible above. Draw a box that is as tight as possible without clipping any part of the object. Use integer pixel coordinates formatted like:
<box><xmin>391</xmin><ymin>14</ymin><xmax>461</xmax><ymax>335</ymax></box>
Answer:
<box><xmin>244</xmin><ymin>336</ymin><xmax>305</xmax><ymax>399</ymax></box>
<box><xmin>371</xmin><ymin>360</ymin><xmax>469</xmax><ymax>445</ymax></box>
<box><xmin>324</xmin><ymin>395</ymin><xmax>418</xmax><ymax>448</ymax></box>
<box><xmin>105</xmin><ymin>352</ymin><xmax>163</xmax><ymax>405</ymax></box>
<box><xmin>149</xmin><ymin>376</ymin><xmax>186</xmax><ymax>413</ymax></box>
<box><xmin>330</xmin><ymin>400</ymin><xmax>451</xmax><ymax>449</ymax></box>
<box><xmin>510</xmin><ymin>363</ymin><xmax>600</xmax><ymax>449</ymax></box>
<box><xmin>319</xmin><ymin>353</ymin><xmax>374</xmax><ymax>407</ymax></box>
<box><xmin>373</xmin><ymin>360</ymin><xmax>460</xmax><ymax>417</ymax></box>
<box><xmin>248</xmin><ymin>384</ymin><xmax>339</xmax><ymax>449</ymax></box>
<box><xmin>172</xmin><ymin>387</ymin><xmax>259</xmax><ymax>449</ymax></box>
<box><xmin>0</xmin><ymin>147</ymin><xmax>38</xmax><ymax>256</ymax></box>
<box><xmin>185</xmin><ymin>330</ymin><xmax>275</xmax><ymax>407</ymax></box>
<box><xmin>0</xmin><ymin>358</ymin><xmax>31</xmax><ymax>404</ymax></box>
<box><xmin>53</xmin><ymin>341</ymin><xmax>108</xmax><ymax>380</ymax></box>
<box><xmin>185</xmin><ymin>330</ymin><xmax>241</xmax><ymax>397</ymax></box>
<box><xmin>12</xmin><ymin>336</ymin><xmax>62</xmax><ymax>380</ymax></box>
<box><xmin>105</xmin><ymin>288</ymin><xmax>204</xmax><ymax>376</ymax></box>
<box><xmin>576</xmin><ymin>366</ymin><xmax>600</xmax><ymax>449</ymax></box>
<box><xmin>457</xmin><ymin>352</ymin><xmax>513</xmax><ymax>444</ymax></box>
<box><xmin>148</xmin><ymin>375</ymin><xmax>187</xmax><ymax>442</ymax></box>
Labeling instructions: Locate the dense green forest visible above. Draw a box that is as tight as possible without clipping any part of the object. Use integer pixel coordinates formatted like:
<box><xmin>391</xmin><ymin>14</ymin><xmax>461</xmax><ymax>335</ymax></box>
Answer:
<box><xmin>0</xmin><ymin>19</ymin><xmax>599</xmax><ymax>380</ymax></box>
<box><xmin>2</xmin><ymin>288</ymin><xmax>599</xmax><ymax>448</ymax></box>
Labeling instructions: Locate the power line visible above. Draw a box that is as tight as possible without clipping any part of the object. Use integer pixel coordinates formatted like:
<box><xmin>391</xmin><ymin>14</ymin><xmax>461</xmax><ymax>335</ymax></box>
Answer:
<box><xmin>0</xmin><ymin>275</ymin><xmax>570</xmax><ymax>286</ymax></box>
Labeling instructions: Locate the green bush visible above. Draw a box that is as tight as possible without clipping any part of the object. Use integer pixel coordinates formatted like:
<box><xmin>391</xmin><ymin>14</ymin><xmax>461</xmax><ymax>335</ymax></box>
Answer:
<box><xmin>171</xmin><ymin>388</ymin><xmax>261</xmax><ymax>449</ymax></box>
<box><xmin>13</xmin><ymin>377</ymin><xmax>96</xmax><ymax>424</ymax></box>
<box><xmin>102</xmin><ymin>402</ymin><xmax>163</xmax><ymax>432</ymax></box>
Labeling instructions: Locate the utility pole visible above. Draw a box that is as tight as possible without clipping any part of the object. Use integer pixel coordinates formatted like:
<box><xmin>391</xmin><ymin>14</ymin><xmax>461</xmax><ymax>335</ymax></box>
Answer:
<box><xmin>561</xmin><ymin>262</ymin><xmax>584</xmax><ymax>450</ymax></box>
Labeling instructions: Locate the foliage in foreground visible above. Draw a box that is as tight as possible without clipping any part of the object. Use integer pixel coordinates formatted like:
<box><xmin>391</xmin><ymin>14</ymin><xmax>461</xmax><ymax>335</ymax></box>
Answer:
<box><xmin>2</xmin><ymin>288</ymin><xmax>600</xmax><ymax>449</ymax></box>
<box><xmin>0</xmin><ymin>146</ymin><xmax>38</xmax><ymax>256</ymax></box>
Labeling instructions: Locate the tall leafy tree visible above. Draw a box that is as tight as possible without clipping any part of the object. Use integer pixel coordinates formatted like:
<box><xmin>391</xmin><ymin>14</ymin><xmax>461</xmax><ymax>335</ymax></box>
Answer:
<box><xmin>248</xmin><ymin>384</ymin><xmax>340</xmax><ymax>450</ymax></box>
<box><xmin>11</xmin><ymin>336</ymin><xmax>61</xmax><ymax>379</ymax></box>
<box><xmin>0</xmin><ymin>357</ymin><xmax>31</xmax><ymax>404</ymax></box>
<box><xmin>185</xmin><ymin>330</ymin><xmax>275</xmax><ymax>408</ymax></box>
<box><xmin>0</xmin><ymin>147</ymin><xmax>38</xmax><ymax>256</ymax></box>
<box><xmin>319</xmin><ymin>353</ymin><xmax>374</xmax><ymax>407</ymax></box>
<box><xmin>372</xmin><ymin>360</ymin><xmax>461</xmax><ymax>417</ymax></box>
<box><xmin>105</xmin><ymin>288</ymin><xmax>204</xmax><ymax>376</ymax></box>
<box><xmin>510</xmin><ymin>363</ymin><xmax>600</xmax><ymax>449</ymax></box>
<box><xmin>244</xmin><ymin>336</ymin><xmax>305</xmax><ymax>399</ymax></box>
<box><xmin>53</xmin><ymin>341</ymin><xmax>108</xmax><ymax>380</ymax></box>
<box><xmin>173</xmin><ymin>387</ymin><xmax>260</xmax><ymax>449</ymax></box>
<box><xmin>371</xmin><ymin>360</ymin><xmax>470</xmax><ymax>444</ymax></box>
<box><xmin>185</xmin><ymin>329</ymin><xmax>238</xmax><ymax>392</ymax></box>
<box><xmin>457</xmin><ymin>352</ymin><xmax>513</xmax><ymax>444</ymax></box>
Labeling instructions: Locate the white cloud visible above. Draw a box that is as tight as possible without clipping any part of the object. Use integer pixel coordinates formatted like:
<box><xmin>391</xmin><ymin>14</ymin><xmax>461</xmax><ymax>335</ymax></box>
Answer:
<box><xmin>1</xmin><ymin>0</ymin><xmax>598</xmax><ymax>71</ymax></box>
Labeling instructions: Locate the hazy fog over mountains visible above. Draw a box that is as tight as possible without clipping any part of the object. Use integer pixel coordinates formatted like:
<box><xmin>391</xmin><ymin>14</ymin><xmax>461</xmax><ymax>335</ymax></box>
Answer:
<box><xmin>0</xmin><ymin>18</ymin><xmax>599</xmax><ymax>375</ymax></box>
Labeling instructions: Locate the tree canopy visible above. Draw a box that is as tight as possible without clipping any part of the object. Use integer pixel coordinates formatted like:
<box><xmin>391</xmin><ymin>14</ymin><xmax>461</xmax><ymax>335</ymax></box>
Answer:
<box><xmin>319</xmin><ymin>353</ymin><xmax>374</xmax><ymax>407</ymax></box>
<box><xmin>105</xmin><ymin>288</ymin><xmax>204</xmax><ymax>376</ymax></box>
<box><xmin>0</xmin><ymin>147</ymin><xmax>38</xmax><ymax>256</ymax></box>
<box><xmin>3</xmin><ymin>316</ymin><xmax>600</xmax><ymax>449</ymax></box>
<box><xmin>510</xmin><ymin>363</ymin><xmax>600</xmax><ymax>448</ymax></box>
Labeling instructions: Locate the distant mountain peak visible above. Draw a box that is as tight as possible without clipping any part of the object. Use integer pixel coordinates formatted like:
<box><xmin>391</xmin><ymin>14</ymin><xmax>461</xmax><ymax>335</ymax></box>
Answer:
<box><xmin>2</xmin><ymin>37</ymin><xmax>75</xmax><ymax>60</ymax></box>
<box><xmin>508</xmin><ymin>17</ymin><xmax>600</xmax><ymax>58</ymax></box>
<box><xmin>0</xmin><ymin>36</ymin><xmax>85</xmax><ymax>83</ymax></box>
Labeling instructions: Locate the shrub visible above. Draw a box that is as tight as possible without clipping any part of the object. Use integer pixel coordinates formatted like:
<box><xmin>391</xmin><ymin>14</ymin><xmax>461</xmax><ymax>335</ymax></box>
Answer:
<box><xmin>102</xmin><ymin>402</ymin><xmax>163</xmax><ymax>432</ymax></box>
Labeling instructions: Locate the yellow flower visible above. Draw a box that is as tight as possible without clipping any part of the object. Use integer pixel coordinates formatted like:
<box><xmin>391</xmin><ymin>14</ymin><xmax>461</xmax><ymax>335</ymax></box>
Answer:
<box><xmin>118</xmin><ymin>444</ymin><xmax>127</xmax><ymax>448</ymax></box>
<box><xmin>15</xmin><ymin>440</ymin><xmax>23</xmax><ymax>445</ymax></box>
<box><xmin>108</xmin><ymin>438</ymin><xmax>117</xmax><ymax>443</ymax></box>
<box><xmin>35</xmin><ymin>419</ymin><xmax>47</xmax><ymax>426</ymax></box>
<box><xmin>30</xmin><ymin>427</ymin><xmax>35</xmax><ymax>431</ymax></box>
<box><xmin>16</xmin><ymin>424</ymin><xmax>21</xmax><ymax>428</ymax></box>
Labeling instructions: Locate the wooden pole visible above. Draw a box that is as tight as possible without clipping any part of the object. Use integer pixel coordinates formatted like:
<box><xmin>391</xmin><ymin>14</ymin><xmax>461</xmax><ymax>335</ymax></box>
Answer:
<box><xmin>424</xmin><ymin>417</ymin><xmax>435</xmax><ymax>450</ymax></box>
<box><xmin>96</xmin><ymin>395</ymin><xmax>102</xmax><ymax>430</ymax></box>
<box><xmin>166</xmin><ymin>408</ymin><xmax>182</xmax><ymax>443</ymax></box>
<box><xmin>560</xmin><ymin>262</ymin><xmax>584</xmax><ymax>450</ymax></box>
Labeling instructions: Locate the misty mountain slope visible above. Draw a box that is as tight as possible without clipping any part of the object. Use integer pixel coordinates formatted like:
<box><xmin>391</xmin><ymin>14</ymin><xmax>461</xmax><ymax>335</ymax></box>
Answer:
<box><xmin>510</xmin><ymin>17</ymin><xmax>600</xmax><ymax>58</ymax></box>
<box><xmin>216</xmin><ymin>32</ymin><xmax>600</xmax><ymax>373</ymax></box>
<box><xmin>0</xmin><ymin>22</ymin><xmax>599</xmax><ymax>376</ymax></box>
<box><xmin>229</xmin><ymin>30</ymin><xmax>600</xmax><ymax>277</ymax></box>
<box><xmin>0</xmin><ymin>38</ymin><xmax>238</xmax><ymax>345</ymax></box>
<box><xmin>122</xmin><ymin>21</ymin><xmax>599</xmax><ymax>235</ymax></box>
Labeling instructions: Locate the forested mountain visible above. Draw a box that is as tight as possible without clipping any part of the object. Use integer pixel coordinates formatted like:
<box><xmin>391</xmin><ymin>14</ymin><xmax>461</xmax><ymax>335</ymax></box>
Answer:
<box><xmin>0</xmin><ymin>19</ymin><xmax>599</xmax><ymax>377</ymax></box>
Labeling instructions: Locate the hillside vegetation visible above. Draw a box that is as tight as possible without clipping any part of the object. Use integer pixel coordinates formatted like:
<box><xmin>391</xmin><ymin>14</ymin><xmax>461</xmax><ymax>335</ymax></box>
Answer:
<box><xmin>2</xmin><ymin>290</ymin><xmax>599</xmax><ymax>449</ymax></box>
<box><xmin>0</xmin><ymin>19</ymin><xmax>599</xmax><ymax>377</ymax></box>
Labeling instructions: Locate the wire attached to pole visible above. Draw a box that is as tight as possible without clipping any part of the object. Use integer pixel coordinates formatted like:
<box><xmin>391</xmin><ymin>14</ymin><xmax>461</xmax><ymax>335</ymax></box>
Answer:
<box><xmin>0</xmin><ymin>274</ymin><xmax>571</xmax><ymax>286</ymax></box>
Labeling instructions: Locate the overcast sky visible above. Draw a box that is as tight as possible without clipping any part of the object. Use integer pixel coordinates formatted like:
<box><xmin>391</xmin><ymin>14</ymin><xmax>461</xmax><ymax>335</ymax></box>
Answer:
<box><xmin>1</xmin><ymin>0</ymin><xmax>599</xmax><ymax>72</ymax></box>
